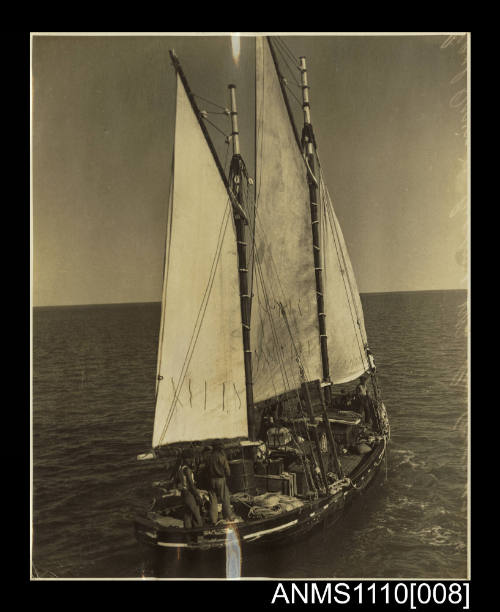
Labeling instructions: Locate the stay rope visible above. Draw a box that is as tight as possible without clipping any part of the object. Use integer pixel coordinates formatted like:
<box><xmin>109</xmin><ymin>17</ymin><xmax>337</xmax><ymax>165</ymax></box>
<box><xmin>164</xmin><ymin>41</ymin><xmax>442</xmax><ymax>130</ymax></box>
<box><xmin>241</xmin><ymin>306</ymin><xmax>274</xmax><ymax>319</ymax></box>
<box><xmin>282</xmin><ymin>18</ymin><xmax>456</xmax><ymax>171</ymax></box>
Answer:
<box><xmin>274</xmin><ymin>37</ymin><xmax>301</xmax><ymax>72</ymax></box>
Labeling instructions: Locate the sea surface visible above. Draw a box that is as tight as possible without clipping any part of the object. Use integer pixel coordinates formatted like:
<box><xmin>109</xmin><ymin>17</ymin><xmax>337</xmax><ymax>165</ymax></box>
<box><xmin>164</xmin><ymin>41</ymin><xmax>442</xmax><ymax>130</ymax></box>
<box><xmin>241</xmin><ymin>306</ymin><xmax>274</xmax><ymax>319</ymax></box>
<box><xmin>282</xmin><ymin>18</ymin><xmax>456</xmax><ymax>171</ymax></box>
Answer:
<box><xmin>32</xmin><ymin>290</ymin><xmax>468</xmax><ymax>579</ymax></box>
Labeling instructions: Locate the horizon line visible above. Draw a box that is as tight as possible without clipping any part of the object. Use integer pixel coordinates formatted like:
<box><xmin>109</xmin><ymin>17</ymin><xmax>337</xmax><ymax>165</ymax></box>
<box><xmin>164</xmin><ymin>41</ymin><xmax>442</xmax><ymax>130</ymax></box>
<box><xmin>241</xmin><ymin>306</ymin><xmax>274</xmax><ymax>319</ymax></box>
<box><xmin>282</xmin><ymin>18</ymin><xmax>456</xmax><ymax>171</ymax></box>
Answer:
<box><xmin>33</xmin><ymin>287</ymin><xmax>468</xmax><ymax>309</ymax></box>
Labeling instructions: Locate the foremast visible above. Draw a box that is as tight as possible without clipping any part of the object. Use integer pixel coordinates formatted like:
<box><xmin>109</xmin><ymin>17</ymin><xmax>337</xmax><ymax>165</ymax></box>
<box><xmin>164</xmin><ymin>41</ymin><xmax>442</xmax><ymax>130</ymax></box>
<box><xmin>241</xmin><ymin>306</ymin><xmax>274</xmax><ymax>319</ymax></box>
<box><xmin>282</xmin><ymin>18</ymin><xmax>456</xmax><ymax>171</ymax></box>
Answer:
<box><xmin>160</xmin><ymin>51</ymin><xmax>254</xmax><ymax>444</ymax></box>
<box><xmin>168</xmin><ymin>50</ymin><xmax>248</xmax><ymax>222</ymax></box>
<box><xmin>228</xmin><ymin>84</ymin><xmax>256</xmax><ymax>441</ymax></box>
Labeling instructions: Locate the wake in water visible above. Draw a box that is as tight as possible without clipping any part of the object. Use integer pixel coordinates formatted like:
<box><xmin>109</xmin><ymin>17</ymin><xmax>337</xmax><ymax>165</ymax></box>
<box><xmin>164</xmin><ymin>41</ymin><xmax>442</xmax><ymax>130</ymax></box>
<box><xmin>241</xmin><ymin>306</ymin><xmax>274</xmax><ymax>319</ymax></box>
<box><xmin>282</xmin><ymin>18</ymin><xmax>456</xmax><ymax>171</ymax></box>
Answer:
<box><xmin>33</xmin><ymin>292</ymin><xmax>468</xmax><ymax>578</ymax></box>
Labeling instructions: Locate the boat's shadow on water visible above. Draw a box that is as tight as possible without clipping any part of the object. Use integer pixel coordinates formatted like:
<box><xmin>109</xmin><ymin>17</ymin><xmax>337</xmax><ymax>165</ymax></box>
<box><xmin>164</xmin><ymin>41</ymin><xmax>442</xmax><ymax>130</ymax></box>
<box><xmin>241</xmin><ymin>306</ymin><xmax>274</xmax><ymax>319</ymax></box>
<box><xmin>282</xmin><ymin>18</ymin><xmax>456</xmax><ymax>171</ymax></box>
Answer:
<box><xmin>142</xmin><ymin>476</ymin><xmax>390</xmax><ymax>579</ymax></box>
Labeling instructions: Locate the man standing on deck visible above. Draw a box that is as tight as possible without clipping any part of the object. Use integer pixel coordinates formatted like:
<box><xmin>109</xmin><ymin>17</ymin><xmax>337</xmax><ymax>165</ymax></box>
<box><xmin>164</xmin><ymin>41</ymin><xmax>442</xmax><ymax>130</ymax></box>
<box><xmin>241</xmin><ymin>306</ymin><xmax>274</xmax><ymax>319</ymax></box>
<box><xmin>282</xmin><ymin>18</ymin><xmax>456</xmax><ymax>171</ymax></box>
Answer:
<box><xmin>176</xmin><ymin>448</ymin><xmax>203</xmax><ymax>529</ymax></box>
<box><xmin>206</xmin><ymin>440</ymin><xmax>235</xmax><ymax>524</ymax></box>
<box><xmin>356</xmin><ymin>375</ymin><xmax>368</xmax><ymax>398</ymax></box>
<box><xmin>356</xmin><ymin>375</ymin><xmax>372</xmax><ymax>427</ymax></box>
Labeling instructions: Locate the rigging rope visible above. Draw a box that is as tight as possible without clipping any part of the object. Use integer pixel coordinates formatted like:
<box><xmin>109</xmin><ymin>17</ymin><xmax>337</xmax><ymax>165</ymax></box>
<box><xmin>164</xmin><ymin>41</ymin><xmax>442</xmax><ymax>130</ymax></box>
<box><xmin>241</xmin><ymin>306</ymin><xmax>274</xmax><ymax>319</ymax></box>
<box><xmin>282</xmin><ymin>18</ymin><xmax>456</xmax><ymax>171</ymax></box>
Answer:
<box><xmin>155</xmin><ymin>153</ymin><xmax>175</xmax><ymax>393</ymax></box>
<box><xmin>317</xmin><ymin>160</ymin><xmax>385</xmax><ymax>426</ymax></box>
<box><xmin>253</xmin><ymin>247</ymin><xmax>293</xmax><ymax>396</ymax></box>
<box><xmin>317</xmin><ymin>159</ymin><xmax>364</xmax><ymax>343</ymax></box>
<box><xmin>321</xmin><ymin>175</ymin><xmax>367</xmax><ymax>370</ymax></box>
<box><xmin>276</xmin><ymin>36</ymin><xmax>300</xmax><ymax>67</ymax></box>
<box><xmin>201</xmin><ymin>115</ymin><xmax>230</xmax><ymax>139</ymax></box>
<box><xmin>252</xmin><ymin>212</ymin><xmax>312</xmax><ymax>385</ymax></box>
<box><xmin>223</xmin><ymin>140</ymin><xmax>231</xmax><ymax>174</ymax></box>
<box><xmin>303</xmin><ymin>152</ymin><xmax>319</xmax><ymax>187</ymax></box>
<box><xmin>253</xmin><ymin>58</ymin><xmax>305</xmax><ymax>371</ymax></box>
<box><xmin>193</xmin><ymin>92</ymin><xmax>228</xmax><ymax>111</ymax></box>
<box><xmin>252</xmin><ymin>38</ymin><xmax>339</xmax><ymax>484</ymax></box>
<box><xmin>252</xmin><ymin>223</ymin><xmax>309</xmax><ymax>399</ymax></box>
<box><xmin>157</xmin><ymin>199</ymin><xmax>232</xmax><ymax>446</ymax></box>
<box><xmin>282</xmin><ymin>81</ymin><xmax>303</xmax><ymax>109</ymax></box>
<box><xmin>313</xmin><ymin>152</ymin><xmax>367</xmax><ymax>366</ymax></box>
<box><xmin>251</xmin><ymin>210</ymin><xmax>323</xmax><ymax>484</ymax></box>
<box><xmin>273</xmin><ymin>39</ymin><xmax>302</xmax><ymax>88</ymax></box>
<box><xmin>254</xmin><ymin>259</ymin><xmax>320</xmax><ymax>492</ymax></box>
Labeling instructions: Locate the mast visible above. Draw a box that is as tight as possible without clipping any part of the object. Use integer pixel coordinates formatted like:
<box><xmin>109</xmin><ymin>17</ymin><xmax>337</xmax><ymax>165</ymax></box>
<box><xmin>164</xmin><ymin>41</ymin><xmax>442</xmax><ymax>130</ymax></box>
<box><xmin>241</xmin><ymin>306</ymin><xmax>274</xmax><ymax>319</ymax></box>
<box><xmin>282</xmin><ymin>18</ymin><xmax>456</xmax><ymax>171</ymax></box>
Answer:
<box><xmin>266</xmin><ymin>39</ymin><xmax>330</xmax><ymax>390</ymax></box>
<box><xmin>228</xmin><ymin>84</ymin><xmax>256</xmax><ymax>441</ymax></box>
<box><xmin>297</xmin><ymin>54</ymin><xmax>345</xmax><ymax>475</ymax></box>
<box><xmin>299</xmin><ymin>55</ymin><xmax>331</xmax><ymax>397</ymax></box>
<box><xmin>151</xmin><ymin>50</ymin><xmax>251</xmax><ymax>446</ymax></box>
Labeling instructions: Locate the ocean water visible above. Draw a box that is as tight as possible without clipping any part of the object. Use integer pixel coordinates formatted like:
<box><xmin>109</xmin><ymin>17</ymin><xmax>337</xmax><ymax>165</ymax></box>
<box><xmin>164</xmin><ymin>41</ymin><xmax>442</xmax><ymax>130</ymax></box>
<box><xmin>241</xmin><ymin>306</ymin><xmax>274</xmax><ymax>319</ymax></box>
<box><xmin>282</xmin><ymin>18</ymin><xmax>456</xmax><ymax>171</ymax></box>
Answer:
<box><xmin>32</xmin><ymin>290</ymin><xmax>468</xmax><ymax>579</ymax></box>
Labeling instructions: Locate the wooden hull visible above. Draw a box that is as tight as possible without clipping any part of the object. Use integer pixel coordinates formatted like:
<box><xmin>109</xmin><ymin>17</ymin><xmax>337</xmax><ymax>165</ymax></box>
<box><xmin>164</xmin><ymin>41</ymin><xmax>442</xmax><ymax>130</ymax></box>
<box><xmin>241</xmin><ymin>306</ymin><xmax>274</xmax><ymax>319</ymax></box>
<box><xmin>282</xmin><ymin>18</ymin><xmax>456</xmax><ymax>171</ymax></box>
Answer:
<box><xmin>134</xmin><ymin>438</ymin><xmax>387</xmax><ymax>553</ymax></box>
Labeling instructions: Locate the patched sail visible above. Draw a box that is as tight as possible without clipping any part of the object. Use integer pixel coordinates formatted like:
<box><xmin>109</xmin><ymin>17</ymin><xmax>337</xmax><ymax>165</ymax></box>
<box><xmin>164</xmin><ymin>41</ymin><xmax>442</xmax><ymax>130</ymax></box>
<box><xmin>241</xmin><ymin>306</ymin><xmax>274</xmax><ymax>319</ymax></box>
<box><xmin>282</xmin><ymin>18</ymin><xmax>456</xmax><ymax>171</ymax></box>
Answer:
<box><xmin>251</xmin><ymin>37</ymin><xmax>323</xmax><ymax>403</ymax></box>
<box><xmin>319</xmin><ymin>173</ymin><xmax>369</xmax><ymax>383</ymax></box>
<box><xmin>152</xmin><ymin>74</ymin><xmax>247</xmax><ymax>448</ymax></box>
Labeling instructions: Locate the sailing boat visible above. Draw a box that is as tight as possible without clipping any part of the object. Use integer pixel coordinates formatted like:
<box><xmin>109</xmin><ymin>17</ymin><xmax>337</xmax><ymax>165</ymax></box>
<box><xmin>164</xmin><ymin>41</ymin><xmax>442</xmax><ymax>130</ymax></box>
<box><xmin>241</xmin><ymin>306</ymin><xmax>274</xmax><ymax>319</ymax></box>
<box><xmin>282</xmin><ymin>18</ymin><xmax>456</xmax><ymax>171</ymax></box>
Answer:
<box><xmin>134</xmin><ymin>37</ymin><xmax>390</xmax><ymax>554</ymax></box>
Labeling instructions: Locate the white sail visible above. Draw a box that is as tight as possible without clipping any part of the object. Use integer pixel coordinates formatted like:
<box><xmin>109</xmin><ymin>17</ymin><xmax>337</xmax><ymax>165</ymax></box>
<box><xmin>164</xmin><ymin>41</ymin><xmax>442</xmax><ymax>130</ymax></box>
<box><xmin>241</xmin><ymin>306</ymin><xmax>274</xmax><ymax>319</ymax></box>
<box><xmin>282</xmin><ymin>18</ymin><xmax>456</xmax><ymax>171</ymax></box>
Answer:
<box><xmin>152</xmin><ymin>74</ymin><xmax>248</xmax><ymax>448</ymax></box>
<box><xmin>251</xmin><ymin>37</ymin><xmax>323</xmax><ymax>403</ymax></box>
<box><xmin>320</xmin><ymin>174</ymin><xmax>370</xmax><ymax>383</ymax></box>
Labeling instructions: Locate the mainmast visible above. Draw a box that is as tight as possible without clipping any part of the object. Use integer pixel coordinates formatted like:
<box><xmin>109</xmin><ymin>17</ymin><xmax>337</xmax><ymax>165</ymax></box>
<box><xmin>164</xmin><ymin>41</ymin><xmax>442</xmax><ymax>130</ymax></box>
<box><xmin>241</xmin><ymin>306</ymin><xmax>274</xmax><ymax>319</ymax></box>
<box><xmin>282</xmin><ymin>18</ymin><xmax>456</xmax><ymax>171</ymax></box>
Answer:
<box><xmin>228</xmin><ymin>84</ymin><xmax>256</xmax><ymax>441</ymax></box>
<box><xmin>298</xmin><ymin>54</ymin><xmax>385</xmax><ymax>437</ymax></box>
<box><xmin>299</xmin><ymin>55</ymin><xmax>346</xmax><ymax>474</ymax></box>
<box><xmin>299</xmin><ymin>55</ymin><xmax>331</xmax><ymax>396</ymax></box>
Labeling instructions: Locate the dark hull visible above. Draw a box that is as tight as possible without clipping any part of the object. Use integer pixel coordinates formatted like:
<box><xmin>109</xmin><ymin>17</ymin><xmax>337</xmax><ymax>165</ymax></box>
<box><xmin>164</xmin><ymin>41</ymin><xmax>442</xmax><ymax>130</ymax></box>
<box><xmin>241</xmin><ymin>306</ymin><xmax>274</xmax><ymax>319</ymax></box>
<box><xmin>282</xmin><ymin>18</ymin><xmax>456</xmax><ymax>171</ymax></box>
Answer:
<box><xmin>134</xmin><ymin>438</ymin><xmax>387</xmax><ymax>553</ymax></box>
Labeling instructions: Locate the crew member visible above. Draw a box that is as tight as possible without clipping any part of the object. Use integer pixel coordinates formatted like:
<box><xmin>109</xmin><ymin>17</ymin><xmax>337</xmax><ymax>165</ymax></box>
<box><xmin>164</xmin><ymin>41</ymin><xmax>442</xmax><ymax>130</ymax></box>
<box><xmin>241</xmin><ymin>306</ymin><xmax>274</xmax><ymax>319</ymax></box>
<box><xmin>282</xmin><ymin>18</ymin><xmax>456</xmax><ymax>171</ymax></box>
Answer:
<box><xmin>366</xmin><ymin>348</ymin><xmax>376</xmax><ymax>373</ymax></box>
<box><xmin>206</xmin><ymin>440</ymin><xmax>235</xmax><ymax>524</ymax></box>
<box><xmin>176</xmin><ymin>448</ymin><xmax>203</xmax><ymax>529</ymax></box>
<box><xmin>356</xmin><ymin>375</ymin><xmax>368</xmax><ymax>397</ymax></box>
<box><xmin>355</xmin><ymin>375</ymin><xmax>372</xmax><ymax>427</ymax></box>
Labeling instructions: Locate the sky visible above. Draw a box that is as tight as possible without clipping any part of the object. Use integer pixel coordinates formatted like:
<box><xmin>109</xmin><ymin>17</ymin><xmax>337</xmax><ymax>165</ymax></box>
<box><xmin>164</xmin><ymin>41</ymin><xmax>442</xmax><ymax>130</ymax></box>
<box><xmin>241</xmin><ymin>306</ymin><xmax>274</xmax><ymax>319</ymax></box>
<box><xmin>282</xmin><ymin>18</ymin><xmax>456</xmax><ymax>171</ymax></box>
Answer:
<box><xmin>32</xmin><ymin>33</ymin><xmax>468</xmax><ymax>306</ymax></box>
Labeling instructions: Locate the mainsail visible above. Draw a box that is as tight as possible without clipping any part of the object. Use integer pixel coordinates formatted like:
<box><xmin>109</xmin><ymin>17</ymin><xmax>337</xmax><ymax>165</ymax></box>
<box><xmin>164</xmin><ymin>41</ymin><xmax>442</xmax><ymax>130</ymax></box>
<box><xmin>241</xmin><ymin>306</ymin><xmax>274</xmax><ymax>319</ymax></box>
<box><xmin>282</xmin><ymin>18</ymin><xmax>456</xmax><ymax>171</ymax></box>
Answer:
<box><xmin>252</xmin><ymin>37</ymin><xmax>370</xmax><ymax>398</ymax></box>
<box><xmin>152</xmin><ymin>74</ymin><xmax>248</xmax><ymax>448</ymax></box>
<box><xmin>252</xmin><ymin>37</ymin><xmax>323</xmax><ymax>403</ymax></box>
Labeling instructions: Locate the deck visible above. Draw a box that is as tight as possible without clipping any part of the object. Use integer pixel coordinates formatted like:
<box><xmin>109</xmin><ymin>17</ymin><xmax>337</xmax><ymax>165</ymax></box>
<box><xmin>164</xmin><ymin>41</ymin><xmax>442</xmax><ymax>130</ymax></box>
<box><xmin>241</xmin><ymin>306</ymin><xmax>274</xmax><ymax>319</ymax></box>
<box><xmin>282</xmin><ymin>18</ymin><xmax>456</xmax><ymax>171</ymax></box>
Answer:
<box><xmin>339</xmin><ymin>453</ymin><xmax>363</xmax><ymax>475</ymax></box>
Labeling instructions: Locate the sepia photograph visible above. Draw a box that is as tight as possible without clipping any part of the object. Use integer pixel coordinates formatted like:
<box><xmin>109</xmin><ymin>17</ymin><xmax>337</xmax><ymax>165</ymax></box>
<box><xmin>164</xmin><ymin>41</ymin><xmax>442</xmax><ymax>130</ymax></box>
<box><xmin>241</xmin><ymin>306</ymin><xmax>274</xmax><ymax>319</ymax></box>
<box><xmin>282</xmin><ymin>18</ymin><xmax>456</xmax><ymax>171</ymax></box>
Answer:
<box><xmin>31</xmin><ymin>32</ymin><xmax>469</xmax><ymax>580</ymax></box>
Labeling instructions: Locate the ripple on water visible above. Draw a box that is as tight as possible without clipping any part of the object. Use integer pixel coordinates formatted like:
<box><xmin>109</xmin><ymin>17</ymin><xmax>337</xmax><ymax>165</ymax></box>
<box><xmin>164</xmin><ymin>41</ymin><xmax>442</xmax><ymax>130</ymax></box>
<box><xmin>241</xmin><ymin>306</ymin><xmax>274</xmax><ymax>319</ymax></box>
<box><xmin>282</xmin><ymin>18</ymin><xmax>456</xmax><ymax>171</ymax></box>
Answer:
<box><xmin>32</xmin><ymin>292</ymin><xmax>468</xmax><ymax>578</ymax></box>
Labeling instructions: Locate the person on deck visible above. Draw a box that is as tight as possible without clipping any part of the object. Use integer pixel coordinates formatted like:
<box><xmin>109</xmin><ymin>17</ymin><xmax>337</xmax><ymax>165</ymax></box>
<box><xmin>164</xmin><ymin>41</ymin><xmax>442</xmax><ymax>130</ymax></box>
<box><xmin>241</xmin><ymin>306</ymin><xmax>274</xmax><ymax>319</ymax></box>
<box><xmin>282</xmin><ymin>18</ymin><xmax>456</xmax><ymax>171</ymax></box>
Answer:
<box><xmin>176</xmin><ymin>448</ymin><xmax>203</xmax><ymax>529</ymax></box>
<box><xmin>206</xmin><ymin>440</ymin><xmax>235</xmax><ymax>524</ymax></box>
<box><xmin>340</xmin><ymin>388</ymin><xmax>350</xmax><ymax>409</ymax></box>
<box><xmin>366</xmin><ymin>348</ymin><xmax>377</xmax><ymax>374</ymax></box>
<box><xmin>356</xmin><ymin>375</ymin><xmax>368</xmax><ymax>397</ymax></box>
<box><xmin>355</xmin><ymin>375</ymin><xmax>372</xmax><ymax>427</ymax></box>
